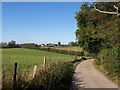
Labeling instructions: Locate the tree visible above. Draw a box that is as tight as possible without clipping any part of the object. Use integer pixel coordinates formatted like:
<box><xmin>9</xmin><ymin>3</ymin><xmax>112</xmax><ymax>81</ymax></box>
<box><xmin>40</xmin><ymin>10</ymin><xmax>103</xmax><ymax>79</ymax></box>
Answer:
<box><xmin>94</xmin><ymin>2</ymin><xmax>120</xmax><ymax>15</ymax></box>
<box><xmin>75</xmin><ymin>2</ymin><xmax>119</xmax><ymax>55</ymax></box>
<box><xmin>0</xmin><ymin>42</ymin><xmax>8</xmax><ymax>48</ymax></box>
<box><xmin>58</xmin><ymin>42</ymin><xmax>61</xmax><ymax>46</ymax></box>
<box><xmin>8</xmin><ymin>40</ymin><xmax>16</xmax><ymax>48</ymax></box>
<box><xmin>80</xmin><ymin>2</ymin><xmax>91</xmax><ymax>11</ymax></box>
<box><xmin>68</xmin><ymin>42</ymin><xmax>78</xmax><ymax>46</ymax></box>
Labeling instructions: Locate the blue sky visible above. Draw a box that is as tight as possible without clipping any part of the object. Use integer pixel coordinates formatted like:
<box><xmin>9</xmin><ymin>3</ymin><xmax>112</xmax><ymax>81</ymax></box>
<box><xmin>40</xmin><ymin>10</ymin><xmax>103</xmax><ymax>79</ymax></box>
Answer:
<box><xmin>2</xmin><ymin>0</ymin><xmax>96</xmax><ymax>2</ymax></box>
<box><xmin>2</xmin><ymin>2</ymin><xmax>83</xmax><ymax>44</ymax></box>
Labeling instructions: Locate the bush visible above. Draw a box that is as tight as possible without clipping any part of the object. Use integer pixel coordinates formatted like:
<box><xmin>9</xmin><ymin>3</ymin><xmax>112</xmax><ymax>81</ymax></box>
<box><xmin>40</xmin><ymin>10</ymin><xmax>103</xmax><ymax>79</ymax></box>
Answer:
<box><xmin>95</xmin><ymin>47</ymin><xmax>119</xmax><ymax>84</ymax></box>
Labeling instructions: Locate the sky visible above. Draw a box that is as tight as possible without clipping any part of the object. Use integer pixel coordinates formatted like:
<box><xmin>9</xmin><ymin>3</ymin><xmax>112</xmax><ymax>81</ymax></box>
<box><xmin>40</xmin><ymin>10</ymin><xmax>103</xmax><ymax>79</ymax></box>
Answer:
<box><xmin>2</xmin><ymin>0</ymin><xmax>94</xmax><ymax>2</ymax></box>
<box><xmin>2</xmin><ymin>2</ymin><xmax>83</xmax><ymax>44</ymax></box>
<box><xmin>2</xmin><ymin>0</ymin><xmax>119</xmax><ymax>2</ymax></box>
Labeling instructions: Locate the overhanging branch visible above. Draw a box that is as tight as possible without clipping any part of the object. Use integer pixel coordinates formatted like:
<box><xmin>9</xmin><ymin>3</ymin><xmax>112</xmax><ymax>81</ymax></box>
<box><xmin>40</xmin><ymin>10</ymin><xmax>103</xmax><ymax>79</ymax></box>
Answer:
<box><xmin>94</xmin><ymin>3</ymin><xmax>120</xmax><ymax>16</ymax></box>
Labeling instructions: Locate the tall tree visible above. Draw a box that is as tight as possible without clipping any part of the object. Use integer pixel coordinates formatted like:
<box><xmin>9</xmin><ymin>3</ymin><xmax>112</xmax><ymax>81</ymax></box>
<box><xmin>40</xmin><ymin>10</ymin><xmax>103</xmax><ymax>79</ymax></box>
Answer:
<box><xmin>75</xmin><ymin>2</ymin><xmax>119</xmax><ymax>54</ymax></box>
<box><xmin>8</xmin><ymin>40</ymin><xmax>16</xmax><ymax>48</ymax></box>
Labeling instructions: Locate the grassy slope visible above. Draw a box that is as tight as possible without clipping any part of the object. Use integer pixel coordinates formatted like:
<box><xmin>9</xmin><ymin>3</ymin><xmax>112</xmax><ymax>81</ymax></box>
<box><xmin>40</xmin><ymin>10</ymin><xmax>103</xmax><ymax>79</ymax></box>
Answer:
<box><xmin>2</xmin><ymin>48</ymin><xmax>76</xmax><ymax>73</ymax></box>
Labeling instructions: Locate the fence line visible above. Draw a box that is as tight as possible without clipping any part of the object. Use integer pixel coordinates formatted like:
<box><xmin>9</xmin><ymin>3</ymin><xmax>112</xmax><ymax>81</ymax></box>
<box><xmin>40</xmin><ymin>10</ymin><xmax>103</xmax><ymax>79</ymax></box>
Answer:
<box><xmin>11</xmin><ymin>57</ymin><xmax>76</xmax><ymax>89</ymax></box>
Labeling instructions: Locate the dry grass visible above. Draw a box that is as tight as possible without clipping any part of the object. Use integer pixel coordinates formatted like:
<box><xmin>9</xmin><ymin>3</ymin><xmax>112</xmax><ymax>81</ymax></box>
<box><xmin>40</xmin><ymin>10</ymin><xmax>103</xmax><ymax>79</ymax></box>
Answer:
<box><xmin>52</xmin><ymin>46</ymin><xmax>82</xmax><ymax>52</ymax></box>
<box><xmin>2</xmin><ymin>61</ymin><xmax>75</xmax><ymax>90</ymax></box>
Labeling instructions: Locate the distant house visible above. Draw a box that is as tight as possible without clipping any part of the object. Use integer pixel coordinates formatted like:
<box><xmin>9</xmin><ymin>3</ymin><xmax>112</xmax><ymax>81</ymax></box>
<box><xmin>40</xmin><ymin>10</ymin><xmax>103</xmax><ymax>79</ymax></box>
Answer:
<box><xmin>47</xmin><ymin>43</ymin><xmax>57</xmax><ymax>47</ymax></box>
<box><xmin>41</xmin><ymin>44</ymin><xmax>45</xmax><ymax>46</ymax></box>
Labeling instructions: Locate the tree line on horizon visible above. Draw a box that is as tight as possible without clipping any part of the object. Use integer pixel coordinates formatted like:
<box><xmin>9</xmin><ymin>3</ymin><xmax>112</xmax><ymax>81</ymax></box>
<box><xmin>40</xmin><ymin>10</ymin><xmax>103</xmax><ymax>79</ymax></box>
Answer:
<box><xmin>0</xmin><ymin>40</ymin><xmax>79</xmax><ymax>48</ymax></box>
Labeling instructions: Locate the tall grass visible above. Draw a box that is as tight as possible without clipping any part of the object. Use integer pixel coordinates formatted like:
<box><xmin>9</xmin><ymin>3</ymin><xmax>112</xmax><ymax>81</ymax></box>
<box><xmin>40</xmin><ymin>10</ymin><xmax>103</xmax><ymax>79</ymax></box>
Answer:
<box><xmin>2</xmin><ymin>61</ymin><xmax>75</xmax><ymax>90</ymax></box>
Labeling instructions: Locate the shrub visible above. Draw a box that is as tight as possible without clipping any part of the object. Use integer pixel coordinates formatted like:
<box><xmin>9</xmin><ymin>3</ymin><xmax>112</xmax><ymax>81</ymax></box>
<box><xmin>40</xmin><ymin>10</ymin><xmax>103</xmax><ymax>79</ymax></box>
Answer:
<box><xmin>95</xmin><ymin>47</ymin><xmax>119</xmax><ymax>84</ymax></box>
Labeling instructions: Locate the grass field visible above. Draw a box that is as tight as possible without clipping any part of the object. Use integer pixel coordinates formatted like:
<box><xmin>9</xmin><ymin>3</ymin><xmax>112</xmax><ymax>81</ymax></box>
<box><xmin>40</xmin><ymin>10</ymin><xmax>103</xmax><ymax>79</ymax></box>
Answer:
<box><xmin>2</xmin><ymin>48</ymin><xmax>76</xmax><ymax>73</ymax></box>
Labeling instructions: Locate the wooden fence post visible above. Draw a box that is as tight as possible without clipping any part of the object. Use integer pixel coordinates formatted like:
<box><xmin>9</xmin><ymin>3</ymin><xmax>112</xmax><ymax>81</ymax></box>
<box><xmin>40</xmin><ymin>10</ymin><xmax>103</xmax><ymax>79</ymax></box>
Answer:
<box><xmin>32</xmin><ymin>65</ymin><xmax>37</xmax><ymax>79</ymax></box>
<box><xmin>44</xmin><ymin>57</ymin><xmax>46</xmax><ymax>68</ymax></box>
<box><xmin>13</xmin><ymin>62</ymin><xmax>17</xmax><ymax>90</ymax></box>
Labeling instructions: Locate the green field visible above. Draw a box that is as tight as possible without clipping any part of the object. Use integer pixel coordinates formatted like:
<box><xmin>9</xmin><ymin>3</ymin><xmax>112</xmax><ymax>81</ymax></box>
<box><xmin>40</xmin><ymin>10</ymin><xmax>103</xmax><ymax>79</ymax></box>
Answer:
<box><xmin>2</xmin><ymin>48</ymin><xmax>76</xmax><ymax>72</ymax></box>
